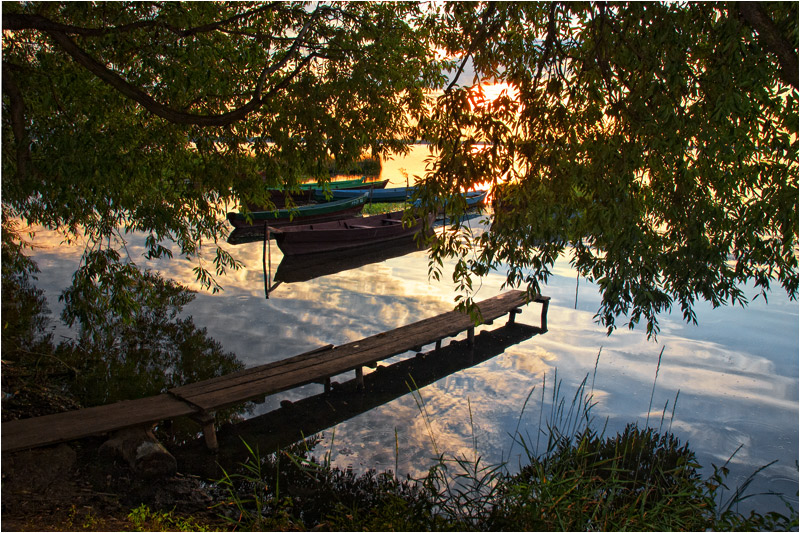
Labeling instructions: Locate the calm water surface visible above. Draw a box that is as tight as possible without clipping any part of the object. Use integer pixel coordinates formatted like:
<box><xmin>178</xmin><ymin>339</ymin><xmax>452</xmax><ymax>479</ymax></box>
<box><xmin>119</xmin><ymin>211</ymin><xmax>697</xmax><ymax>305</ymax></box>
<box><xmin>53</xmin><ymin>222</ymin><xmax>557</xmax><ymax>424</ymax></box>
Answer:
<box><xmin>27</xmin><ymin>145</ymin><xmax>799</xmax><ymax>514</ymax></box>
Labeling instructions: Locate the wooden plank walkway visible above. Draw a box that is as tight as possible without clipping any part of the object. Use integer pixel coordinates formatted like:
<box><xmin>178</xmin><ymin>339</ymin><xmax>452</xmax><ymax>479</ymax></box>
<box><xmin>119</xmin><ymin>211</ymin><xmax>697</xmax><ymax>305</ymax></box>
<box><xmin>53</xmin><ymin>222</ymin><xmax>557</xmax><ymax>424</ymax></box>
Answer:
<box><xmin>2</xmin><ymin>290</ymin><xmax>549</xmax><ymax>453</ymax></box>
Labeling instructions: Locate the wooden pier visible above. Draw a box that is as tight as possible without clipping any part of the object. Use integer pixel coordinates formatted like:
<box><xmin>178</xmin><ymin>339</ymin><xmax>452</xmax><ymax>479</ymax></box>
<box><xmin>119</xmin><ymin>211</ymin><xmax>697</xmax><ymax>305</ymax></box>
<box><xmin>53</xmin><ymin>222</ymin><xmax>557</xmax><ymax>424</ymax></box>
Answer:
<box><xmin>1</xmin><ymin>290</ymin><xmax>549</xmax><ymax>454</ymax></box>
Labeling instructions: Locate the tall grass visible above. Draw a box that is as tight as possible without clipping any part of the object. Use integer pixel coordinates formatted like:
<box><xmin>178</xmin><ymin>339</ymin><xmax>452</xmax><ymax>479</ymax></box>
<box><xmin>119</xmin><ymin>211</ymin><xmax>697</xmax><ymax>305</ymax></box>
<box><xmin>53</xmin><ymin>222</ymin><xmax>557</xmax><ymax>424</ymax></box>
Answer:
<box><xmin>213</xmin><ymin>353</ymin><xmax>798</xmax><ymax>531</ymax></box>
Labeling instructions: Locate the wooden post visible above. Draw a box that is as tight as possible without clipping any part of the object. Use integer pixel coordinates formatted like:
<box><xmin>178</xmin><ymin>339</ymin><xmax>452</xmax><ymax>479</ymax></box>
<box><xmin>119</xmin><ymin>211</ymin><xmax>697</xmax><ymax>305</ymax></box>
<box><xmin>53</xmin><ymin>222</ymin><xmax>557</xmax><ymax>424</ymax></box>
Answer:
<box><xmin>435</xmin><ymin>339</ymin><xmax>442</xmax><ymax>353</ymax></box>
<box><xmin>507</xmin><ymin>308</ymin><xmax>521</xmax><ymax>325</ymax></box>
<box><xmin>267</xmin><ymin>226</ymin><xmax>272</xmax><ymax>298</ymax></box>
<box><xmin>467</xmin><ymin>327</ymin><xmax>475</xmax><ymax>345</ymax></box>
<box><xmin>192</xmin><ymin>413</ymin><xmax>218</xmax><ymax>451</ymax></box>
<box><xmin>356</xmin><ymin>367</ymin><xmax>365</xmax><ymax>389</ymax></box>
<box><xmin>324</xmin><ymin>377</ymin><xmax>331</xmax><ymax>394</ymax></box>
<box><xmin>540</xmin><ymin>298</ymin><xmax>550</xmax><ymax>332</ymax></box>
<box><xmin>268</xmin><ymin>222</ymin><xmax>272</xmax><ymax>300</ymax></box>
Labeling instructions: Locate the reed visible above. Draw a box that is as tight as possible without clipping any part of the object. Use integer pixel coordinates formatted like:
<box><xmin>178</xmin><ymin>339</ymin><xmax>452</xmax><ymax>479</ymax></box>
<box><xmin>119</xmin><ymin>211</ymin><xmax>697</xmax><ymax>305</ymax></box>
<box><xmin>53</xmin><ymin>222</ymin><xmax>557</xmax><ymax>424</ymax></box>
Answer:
<box><xmin>213</xmin><ymin>355</ymin><xmax>798</xmax><ymax>531</ymax></box>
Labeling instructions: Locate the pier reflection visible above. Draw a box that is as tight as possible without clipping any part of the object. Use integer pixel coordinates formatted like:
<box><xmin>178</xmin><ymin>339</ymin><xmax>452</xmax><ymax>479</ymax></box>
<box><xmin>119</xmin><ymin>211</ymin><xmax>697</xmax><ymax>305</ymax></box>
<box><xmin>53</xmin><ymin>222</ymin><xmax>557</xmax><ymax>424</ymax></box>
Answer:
<box><xmin>177</xmin><ymin>321</ymin><xmax>544</xmax><ymax>477</ymax></box>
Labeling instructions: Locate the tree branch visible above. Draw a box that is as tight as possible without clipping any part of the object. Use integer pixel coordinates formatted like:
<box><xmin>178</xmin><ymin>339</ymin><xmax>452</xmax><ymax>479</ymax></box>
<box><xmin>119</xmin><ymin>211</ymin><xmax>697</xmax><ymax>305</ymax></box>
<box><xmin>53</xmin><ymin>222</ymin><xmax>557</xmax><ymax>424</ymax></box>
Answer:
<box><xmin>44</xmin><ymin>29</ymin><xmax>261</xmax><ymax>126</ymax></box>
<box><xmin>737</xmin><ymin>2</ymin><xmax>799</xmax><ymax>90</ymax></box>
<box><xmin>38</xmin><ymin>5</ymin><xmax>322</xmax><ymax>127</ymax></box>
<box><xmin>254</xmin><ymin>5</ymin><xmax>323</xmax><ymax>96</ymax></box>
<box><xmin>533</xmin><ymin>2</ymin><xmax>559</xmax><ymax>88</ymax></box>
<box><xmin>1</xmin><ymin>62</ymin><xmax>32</xmax><ymax>181</ymax></box>
<box><xmin>445</xmin><ymin>2</ymin><xmax>498</xmax><ymax>93</ymax></box>
<box><xmin>3</xmin><ymin>4</ymin><xmax>284</xmax><ymax>38</ymax></box>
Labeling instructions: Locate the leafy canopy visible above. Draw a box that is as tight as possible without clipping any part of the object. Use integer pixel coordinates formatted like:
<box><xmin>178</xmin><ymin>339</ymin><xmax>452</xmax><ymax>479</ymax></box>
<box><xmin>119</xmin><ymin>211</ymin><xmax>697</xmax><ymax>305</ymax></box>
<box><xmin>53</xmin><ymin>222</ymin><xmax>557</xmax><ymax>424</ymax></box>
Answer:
<box><xmin>2</xmin><ymin>1</ymin><xmax>448</xmax><ymax>312</ymax></box>
<box><xmin>2</xmin><ymin>2</ymin><xmax>797</xmax><ymax>336</ymax></box>
<box><xmin>419</xmin><ymin>2</ymin><xmax>798</xmax><ymax>336</ymax></box>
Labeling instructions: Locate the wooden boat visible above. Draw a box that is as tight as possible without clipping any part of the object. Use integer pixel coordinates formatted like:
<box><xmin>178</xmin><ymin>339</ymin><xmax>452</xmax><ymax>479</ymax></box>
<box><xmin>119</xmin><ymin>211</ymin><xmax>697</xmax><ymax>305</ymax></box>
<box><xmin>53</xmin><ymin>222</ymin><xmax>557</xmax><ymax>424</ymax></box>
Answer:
<box><xmin>314</xmin><ymin>188</ymin><xmax>487</xmax><ymax>208</ymax></box>
<box><xmin>227</xmin><ymin>194</ymin><xmax>368</xmax><ymax>230</ymax></box>
<box><xmin>310</xmin><ymin>178</ymin><xmax>388</xmax><ymax>191</ymax></box>
<box><xmin>298</xmin><ymin>177</ymin><xmax>376</xmax><ymax>190</ymax></box>
<box><xmin>463</xmin><ymin>190</ymin><xmax>487</xmax><ymax>208</ymax></box>
<box><xmin>267</xmin><ymin>178</ymin><xmax>388</xmax><ymax>206</ymax></box>
<box><xmin>312</xmin><ymin>185</ymin><xmax>416</xmax><ymax>203</ymax></box>
<box><xmin>271</xmin><ymin>210</ymin><xmax>434</xmax><ymax>256</ymax></box>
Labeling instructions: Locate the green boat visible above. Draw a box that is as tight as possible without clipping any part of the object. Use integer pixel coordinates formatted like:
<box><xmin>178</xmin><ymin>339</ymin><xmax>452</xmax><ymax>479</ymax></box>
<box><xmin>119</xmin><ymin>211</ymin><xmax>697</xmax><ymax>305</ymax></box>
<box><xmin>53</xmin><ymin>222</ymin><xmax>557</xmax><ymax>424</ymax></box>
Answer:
<box><xmin>298</xmin><ymin>177</ymin><xmax>366</xmax><ymax>190</ymax></box>
<box><xmin>227</xmin><ymin>193</ymin><xmax>368</xmax><ymax>231</ymax></box>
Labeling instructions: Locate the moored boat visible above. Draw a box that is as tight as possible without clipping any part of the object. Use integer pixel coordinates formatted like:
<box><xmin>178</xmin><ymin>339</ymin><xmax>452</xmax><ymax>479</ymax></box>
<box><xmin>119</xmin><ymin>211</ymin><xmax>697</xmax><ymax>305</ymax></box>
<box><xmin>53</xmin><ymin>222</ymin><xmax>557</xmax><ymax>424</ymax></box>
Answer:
<box><xmin>307</xmin><ymin>178</ymin><xmax>388</xmax><ymax>191</ymax></box>
<box><xmin>463</xmin><ymin>190</ymin><xmax>488</xmax><ymax>208</ymax></box>
<box><xmin>298</xmin><ymin>176</ymin><xmax>386</xmax><ymax>190</ymax></box>
<box><xmin>271</xmin><ymin>210</ymin><xmax>433</xmax><ymax>256</ymax></box>
<box><xmin>312</xmin><ymin>185</ymin><xmax>416</xmax><ymax>203</ymax></box>
<box><xmin>315</xmin><ymin>188</ymin><xmax>487</xmax><ymax>208</ymax></box>
<box><xmin>227</xmin><ymin>194</ymin><xmax>368</xmax><ymax>231</ymax></box>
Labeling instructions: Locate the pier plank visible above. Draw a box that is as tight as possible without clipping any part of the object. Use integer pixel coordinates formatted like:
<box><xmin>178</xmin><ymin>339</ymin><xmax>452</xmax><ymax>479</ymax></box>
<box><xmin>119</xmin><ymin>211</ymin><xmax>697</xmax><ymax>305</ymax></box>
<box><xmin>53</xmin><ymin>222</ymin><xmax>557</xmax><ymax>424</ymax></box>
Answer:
<box><xmin>1</xmin><ymin>394</ymin><xmax>197</xmax><ymax>453</ymax></box>
<box><xmin>172</xmin><ymin>291</ymin><xmax>544</xmax><ymax>411</ymax></box>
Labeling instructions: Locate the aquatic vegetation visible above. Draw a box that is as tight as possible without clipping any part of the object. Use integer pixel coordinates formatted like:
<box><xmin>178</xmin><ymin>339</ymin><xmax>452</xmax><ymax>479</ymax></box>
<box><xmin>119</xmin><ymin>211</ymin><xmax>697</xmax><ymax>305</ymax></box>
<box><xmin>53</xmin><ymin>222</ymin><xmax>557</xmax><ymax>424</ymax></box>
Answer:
<box><xmin>215</xmin><ymin>370</ymin><xmax>799</xmax><ymax>531</ymax></box>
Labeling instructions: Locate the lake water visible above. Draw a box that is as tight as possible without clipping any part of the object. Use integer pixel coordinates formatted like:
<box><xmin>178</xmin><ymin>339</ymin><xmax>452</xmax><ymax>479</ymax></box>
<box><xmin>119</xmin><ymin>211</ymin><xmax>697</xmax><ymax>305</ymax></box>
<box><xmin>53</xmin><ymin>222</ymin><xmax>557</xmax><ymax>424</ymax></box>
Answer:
<box><xmin>25</xmin><ymin>145</ymin><xmax>799</xmax><ymax>515</ymax></box>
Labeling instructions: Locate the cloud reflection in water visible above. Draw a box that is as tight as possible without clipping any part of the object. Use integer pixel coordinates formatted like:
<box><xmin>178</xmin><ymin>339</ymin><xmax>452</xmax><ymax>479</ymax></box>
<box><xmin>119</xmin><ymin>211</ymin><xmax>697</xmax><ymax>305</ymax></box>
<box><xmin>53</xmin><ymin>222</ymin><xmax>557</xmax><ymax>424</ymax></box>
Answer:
<box><xmin>22</xmin><ymin>221</ymin><xmax>799</xmax><ymax>515</ymax></box>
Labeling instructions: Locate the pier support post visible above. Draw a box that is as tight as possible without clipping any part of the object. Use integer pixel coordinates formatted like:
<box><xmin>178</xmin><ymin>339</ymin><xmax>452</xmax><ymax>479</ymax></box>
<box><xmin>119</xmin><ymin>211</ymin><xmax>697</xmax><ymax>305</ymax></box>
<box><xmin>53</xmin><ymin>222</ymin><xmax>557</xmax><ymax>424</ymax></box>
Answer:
<box><xmin>467</xmin><ymin>327</ymin><xmax>475</xmax><ymax>346</ymax></box>
<box><xmin>192</xmin><ymin>413</ymin><xmax>218</xmax><ymax>451</ymax></box>
<box><xmin>435</xmin><ymin>339</ymin><xmax>442</xmax><ymax>353</ymax></box>
<box><xmin>539</xmin><ymin>298</ymin><xmax>550</xmax><ymax>332</ymax></box>
<box><xmin>507</xmin><ymin>308</ymin><xmax>521</xmax><ymax>325</ymax></box>
<box><xmin>324</xmin><ymin>377</ymin><xmax>331</xmax><ymax>394</ymax></box>
<box><xmin>356</xmin><ymin>367</ymin><xmax>365</xmax><ymax>389</ymax></box>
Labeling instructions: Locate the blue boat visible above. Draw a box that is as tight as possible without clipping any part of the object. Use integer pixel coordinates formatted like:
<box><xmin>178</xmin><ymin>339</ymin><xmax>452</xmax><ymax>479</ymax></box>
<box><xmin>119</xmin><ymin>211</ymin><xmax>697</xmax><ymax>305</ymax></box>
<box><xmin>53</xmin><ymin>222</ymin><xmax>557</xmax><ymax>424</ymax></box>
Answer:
<box><xmin>312</xmin><ymin>188</ymin><xmax>487</xmax><ymax>208</ymax></box>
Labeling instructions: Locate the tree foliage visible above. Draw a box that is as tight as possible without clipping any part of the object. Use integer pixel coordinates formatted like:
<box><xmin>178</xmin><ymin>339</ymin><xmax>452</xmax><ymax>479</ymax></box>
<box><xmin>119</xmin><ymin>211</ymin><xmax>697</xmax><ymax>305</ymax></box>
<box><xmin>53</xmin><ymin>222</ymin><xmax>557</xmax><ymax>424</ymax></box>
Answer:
<box><xmin>2</xmin><ymin>1</ymin><xmax>447</xmax><ymax>306</ymax></box>
<box><xmin>420</xmin><ymin>2</ymin><xmax>798</xmax><ymax>336</ymax></box>
<box><xmin>2</xmin><ymin>2</ymin><xmax>797</xmax><ymax>336</ymax></box>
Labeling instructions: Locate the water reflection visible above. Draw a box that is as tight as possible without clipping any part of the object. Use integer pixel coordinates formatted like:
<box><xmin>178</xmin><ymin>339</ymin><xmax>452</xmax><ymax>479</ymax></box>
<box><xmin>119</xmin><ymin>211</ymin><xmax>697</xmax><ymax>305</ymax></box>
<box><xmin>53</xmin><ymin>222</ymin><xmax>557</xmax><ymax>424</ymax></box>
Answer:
<box><xmin>20</xmin><ymin>183</ymin><xmax>799</xmax><ymax>515</ymax></box>
<box><xmin>179</xmin><ymin>322</ymin><xmax>545</xmax><ymax>478</ymax></box>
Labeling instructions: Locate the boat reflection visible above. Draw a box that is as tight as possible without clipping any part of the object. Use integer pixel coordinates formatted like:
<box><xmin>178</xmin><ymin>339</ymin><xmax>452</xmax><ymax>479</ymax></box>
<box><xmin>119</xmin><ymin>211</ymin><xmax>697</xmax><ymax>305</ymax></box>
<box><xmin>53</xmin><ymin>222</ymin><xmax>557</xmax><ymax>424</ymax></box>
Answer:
<box><xmin>177</xmin><ymin>321</ymin><xmax>545</xmax><ymax>477</ymax></box>
<box><xmin>274</xmin><ymin>238</ymin><xmax>427</xmax><ymax>283</ymax></box>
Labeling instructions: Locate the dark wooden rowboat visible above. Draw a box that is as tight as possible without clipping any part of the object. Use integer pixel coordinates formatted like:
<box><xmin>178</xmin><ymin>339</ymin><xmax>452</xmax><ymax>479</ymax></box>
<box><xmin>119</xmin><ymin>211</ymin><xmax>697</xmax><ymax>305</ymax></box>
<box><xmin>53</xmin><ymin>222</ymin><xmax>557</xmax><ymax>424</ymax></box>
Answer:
<box><xmin>227</xmin><ymin>194</ymin><xmax>368</xmax><ymax>231</ymax></box>
<box><xmin>272</xmin><ymin>210</ymin><xmax>433</xmax><ymax>256</ymax></box>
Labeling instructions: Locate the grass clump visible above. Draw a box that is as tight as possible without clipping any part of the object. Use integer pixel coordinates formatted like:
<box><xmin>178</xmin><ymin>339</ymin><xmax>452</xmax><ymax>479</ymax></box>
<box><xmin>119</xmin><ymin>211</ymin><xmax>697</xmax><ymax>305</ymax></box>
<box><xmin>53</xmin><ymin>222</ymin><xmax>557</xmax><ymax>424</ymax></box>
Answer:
<box><xmin>127</xmin><ymin>504</ymin><xmax>217</xmax><ymax>532</ymax></box>
<box><xmin>215</xmin><ymin>439</ymin><xmax>441</xmax><ymax>531</ymax></box>
<box><xmin>326</xmin><ymin>155</ymin><xmax>381</xmax><ymax>177</ymax></box>
<box><xmin>490</xmin><ymin>424</ymin><xmax>711</xmax><ymax>530</ymax></box>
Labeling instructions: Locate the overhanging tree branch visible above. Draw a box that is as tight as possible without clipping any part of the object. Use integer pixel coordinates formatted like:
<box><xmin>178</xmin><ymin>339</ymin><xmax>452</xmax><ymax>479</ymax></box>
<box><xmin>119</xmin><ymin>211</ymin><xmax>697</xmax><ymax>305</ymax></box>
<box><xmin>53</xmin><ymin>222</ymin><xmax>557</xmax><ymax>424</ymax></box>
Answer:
<box><xmin>533</xmin><ymin>1</ymin><xmax>559</xmax><ymax>88</ymax></box>
<box><xmin>1</xmin><ymin>62</ymin><xmax>31</xmax><ymax>181</ymax></box>
<box><xmin>38</xmin><ymin>5</ymin><xmax>323</xmax><ymax>127</ymax></box>
<box><xmin>3</xmin><ymin>4</ymin><xmax>283</xmax><ymax>38</ymax></box>
<box><xmin>45</xmin><ymin>29</ymin><xmax>262</xmax><ymax>126</ymax></box>
<box><xmin>444</xmin><ymin>1</ymin><xmax>498</xmax><ymax>93</ymax></box>
<box><xmin>737</xmin><ymin>2</ymin><xmax>799</xmax><ymax>90</ymax></box>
